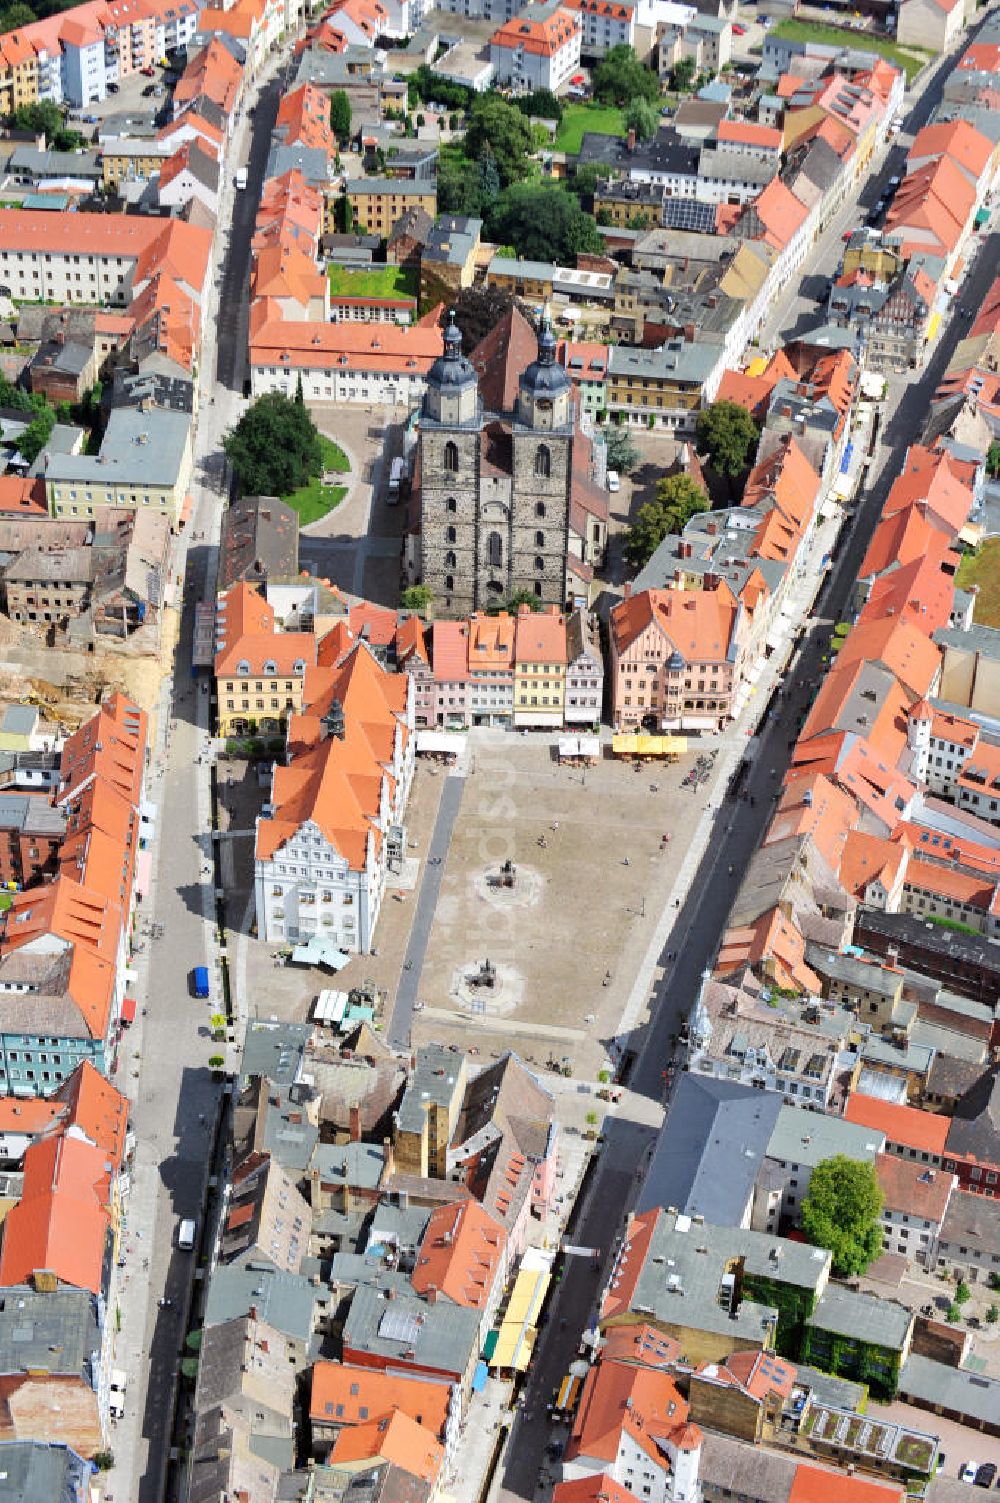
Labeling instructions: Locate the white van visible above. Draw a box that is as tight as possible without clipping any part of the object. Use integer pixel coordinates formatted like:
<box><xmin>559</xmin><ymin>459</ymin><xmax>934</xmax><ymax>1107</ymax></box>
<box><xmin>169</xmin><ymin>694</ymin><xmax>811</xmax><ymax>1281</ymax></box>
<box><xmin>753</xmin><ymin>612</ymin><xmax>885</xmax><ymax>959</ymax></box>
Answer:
<box><xmin>109</xmin><ymin>1369</ymin><xmax>127</xmax><ymax>1418</ymax></box>
<box><xmin>178</xmin><ymin>1217</ymin><xmax>197</xmax><ymax>1251</ymax></box>
<box><xmin>387</xmin><ymin>456</ymin><xmax>405</xmax><ymax>503</ymax></box>
<box><xmin>606</xmin><ymin>469</ymin><xmax>620</xmax><ymax>493</ymax></box>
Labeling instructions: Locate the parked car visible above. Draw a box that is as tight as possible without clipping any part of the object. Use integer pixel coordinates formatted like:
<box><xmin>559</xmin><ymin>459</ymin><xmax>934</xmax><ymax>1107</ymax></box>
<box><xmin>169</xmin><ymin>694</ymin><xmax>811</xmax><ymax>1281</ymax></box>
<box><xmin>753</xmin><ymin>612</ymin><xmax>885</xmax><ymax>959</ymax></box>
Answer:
<box><xmin>142</xmin><ymin>83</ymin><xmax>156</xmax><ymax>95</ymax></box>
<box><xmin>733</xmin><ymin>21</ymin><xmax>747</xmax><ymax>33</ymax></box>
<box><xmin>106</xmin><ymin>81</ymin><xmax>119</xmax><ymax>92</ymax></box>
<box><xmin>141</xmin><ymin>64</ymin><xmax>155</xmax><ymax>75</ymax></box>
<box><xmin>606</xmin><ymin>469</ymin><xmax>620</xmax><ymax>493</ymax></box>
<box><xmin>973</xmin><ymin>1464</ymin><xmax>996</xmax><ymax>1489</ymax></box>
<box><xmin>960</xmin><ymin>1463</ymin><xmax>979</xmax><ymax>1484</ymax></box>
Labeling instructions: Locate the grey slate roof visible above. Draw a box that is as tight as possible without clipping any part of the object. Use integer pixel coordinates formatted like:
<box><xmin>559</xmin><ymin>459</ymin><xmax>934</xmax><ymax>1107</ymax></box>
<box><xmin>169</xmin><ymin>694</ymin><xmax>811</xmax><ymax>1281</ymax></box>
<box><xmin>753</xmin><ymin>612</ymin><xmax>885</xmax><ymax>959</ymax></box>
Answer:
<box><xmin>45</xmin><ymin>407</ymin><xmax>190</xmax><ymax>489</ymax></box>
<box><xmin>637</xmin><ymin>1073</ymin><xmax>782</xmax><ymax>1224</ymax></box>
<box><xmin>342</xmin><ymin>1282</ymin><xmax>480</xmax><ymax>1378</ymax></box>
<box><xmin>808</xmin><ymin>1286</ymin><xmax>913</xmax><ymax>1351</ymax></box>
<box><xmin>240</xmin><ymin>1020</ymin><xmax>311</xmax><ymax>1087</ymax></box>
<box><xmin>900</xmin><ymin>1354</ymin><xmax>1000</xmax><ymax>1427</ymax></box>
<box><xmin>203</xmin><ymin>1260</ymin><xmax>322</xmax><ymax>1344</ymax></box>
<box><xmin>0</xmin><ymin>1286</ymin><xmax>99</xmax><ymax>1379</ymax></box>
<box><xmin>0</xmin><ymin>1440</ymin><xmax>91</xmax><ymax>1503</ymax></box>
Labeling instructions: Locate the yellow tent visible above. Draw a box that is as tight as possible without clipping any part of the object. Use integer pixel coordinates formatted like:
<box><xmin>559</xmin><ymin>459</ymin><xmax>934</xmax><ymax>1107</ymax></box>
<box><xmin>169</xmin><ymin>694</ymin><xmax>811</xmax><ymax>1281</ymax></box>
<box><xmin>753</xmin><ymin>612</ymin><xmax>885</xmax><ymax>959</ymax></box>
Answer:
<box><xmin>490</xmin><ymin>1264</ymin><xmax>550</xmax><ymax>1371</ymax></box>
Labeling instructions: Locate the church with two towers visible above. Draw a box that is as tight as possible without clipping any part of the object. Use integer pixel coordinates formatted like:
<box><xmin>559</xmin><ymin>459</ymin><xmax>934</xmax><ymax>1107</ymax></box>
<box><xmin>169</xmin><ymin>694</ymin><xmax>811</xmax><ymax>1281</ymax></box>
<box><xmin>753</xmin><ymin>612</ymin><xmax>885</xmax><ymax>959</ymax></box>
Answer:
<box><xmin>410</xmin><ymin>307</ymin><xmax>609</xmax><ymax>618</ymax></box>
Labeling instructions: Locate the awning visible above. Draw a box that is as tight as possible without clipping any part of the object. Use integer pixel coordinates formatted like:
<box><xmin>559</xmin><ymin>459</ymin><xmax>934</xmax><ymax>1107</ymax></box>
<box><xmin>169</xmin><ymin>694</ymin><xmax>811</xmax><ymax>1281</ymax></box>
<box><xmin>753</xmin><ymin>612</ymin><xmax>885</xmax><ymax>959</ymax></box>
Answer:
<box><xmin>490</xmin><ymin>1260</ymin><xmax>551</xmax><ymax>1371</ymax></box>
<box><xmin>926</xmin><ymin>311</ymin><xmax>942</xmax><ymax>343</ymax></box>
<box><xmin>290</xmin><ymin>935</ymin><xmax>350</xmax><ymax>971</ymax></box>
<box><xmin>558</xmin><ymin>735</ymin><xmax>600</xmax><ymax>761</ymax></box>
<box><xmin>611</xmin><ymin>733</ymin><xmax>687</xmax><ymax>759</ymax></box>
<box><xmin>179</xmin><ymin>494</ymin><xmax>194</xmax><ymax>527</ymax></box>
<box><xmin>472</xmin><ymin>1361</ymin><xmax>489</xmax><ymax>1393</ymax></box>
<box><xmin>416</xmin><ymin>730</ymin><xmax>468</xmax><ymax>756</ymax></box>
<box><xmin>121</xmin><ymin>997</ymin><xmax>137</xmax><ymax>1024</ymax></box>
<box><xmin>314</xmin><ymin>989</ymin><xmax>350</xmax><ymax>1026</ymax></box>
<box><xmin>483</xmin><ymin>1329</ymin><xmax>499</xmax><ymax>1362</ymax></box>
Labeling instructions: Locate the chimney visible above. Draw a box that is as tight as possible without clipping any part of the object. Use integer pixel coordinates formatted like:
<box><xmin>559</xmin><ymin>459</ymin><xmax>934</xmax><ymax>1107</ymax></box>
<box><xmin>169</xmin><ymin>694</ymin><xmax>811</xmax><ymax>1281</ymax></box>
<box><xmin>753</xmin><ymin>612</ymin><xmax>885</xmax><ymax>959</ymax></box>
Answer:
<box><xmin>321</xmin><ymin>697</ymin><xmax>346</xmax><ymax>740</ymax></box>
<box><xmin>704</xmin><ymin>572</ymin><xmax>719</xmax><ymax>590</ymax></box>
<box><xmin>349</xmin><ymin>1104</ymin><xmax>362</xmax><ymax>1142</ymax></box>
<box><xmin>627</xmin><ymin>128</ymin><xmax>637</xmax><ymax>153</ymax></box>
<box><xmin>623</xmin><ymin>582</ymin><xmax>632</xmax><ymax>599</ymax></box>
<box><xmin>426</xmin><ymin>1285</ymin><xmax>438</xmax><ymax>1303</ymax></box>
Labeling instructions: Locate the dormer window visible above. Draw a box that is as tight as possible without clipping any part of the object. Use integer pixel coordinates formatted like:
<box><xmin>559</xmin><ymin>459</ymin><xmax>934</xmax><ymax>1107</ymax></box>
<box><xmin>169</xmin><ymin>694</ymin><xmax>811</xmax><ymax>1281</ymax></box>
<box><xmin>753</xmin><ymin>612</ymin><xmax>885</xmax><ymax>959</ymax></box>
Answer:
<box><xmin>292</xmin><ymin>659</ymin><xmax>306</xmax><ymax>674</ymax></box>
<box><xmin>263</xmin><ymin>660</ymin><xmax>277</xmax><ymax>675</ymax></box>
<box><xmin>237</xmin><ymin>659</ymin><xmax>251</xmax><ymax>676</ymax></box>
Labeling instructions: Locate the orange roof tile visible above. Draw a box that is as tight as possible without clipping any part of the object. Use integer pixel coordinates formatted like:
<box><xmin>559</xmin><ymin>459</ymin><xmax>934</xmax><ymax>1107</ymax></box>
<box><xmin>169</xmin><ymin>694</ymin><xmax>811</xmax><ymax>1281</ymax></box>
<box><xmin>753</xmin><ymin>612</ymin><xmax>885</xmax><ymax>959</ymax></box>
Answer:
<box><xmin>491</xmin><ymin>2</ymin><xmax>579</xmax><ymax>57</ymax></box>
<box><xmin>432</xmin><ymin>620</ymin><xmax>470</xmax><ymax>683</ymax></box>
<box><xmin>717</xmin><ymin>120</ymin><xmax>782</xmax><ymax>150</ymax></box>
<box><xmin>567</xmin><ymin>1358</ymin><xmax>689</xmax><ymax>1469</ymax></box>
<box><xmin>833</xmin><ymin>616</ymin><xmax>941</xmax><ymax>701</ymax></box>
<box><xmin>58</xmin><ymin>693</ymin><xmax>147</xmax><ymax>808</ymax></box>
<box><xmin>908</xmin><ymin>119</ymin><xmax>993</xmax><ymax>182</ymax></box>
<box><xmin>883</xmin><ymin>444</ymin><xmax>976</xmax><ymax>537</ymax></box>
<box><xmin>310</xmin><ymin>1363</ymin><xmax>452</xmax><ymax>1434</ymax></box>
<box><xmin>0</xmin><ymin>477</ymin><xmax>47</xmax><ymax>516</ymax></box>
<box><xmin>790</xmin><ymin>1463</ymin><xmax>904</xmax><ymax>1503</ymax></box>
<box><xmin>257</xmin><ymin>643</ymin><xmax>408</xmax><ymax>871</ymax></box>
<box><xmin>845</xmin><ymin>1094</ymin><xmax>949</xmax><ymax>1156</ymax></box>
<box><xmin>514</xmin><ymin>605</ymin><xmax>567</xmax><ymax>665</ymax></box>
<box><xmin>838</xmin><ymin>829</ymin><xmax>908</xmax><ymax>899</ymax></box>
<box><xmin>553</xmin><ymin>1477</ymin><xmax>635</xmax><ymax>1503</ymax></box>
<box><xmin>0</xmin><ymin>1098</ymin><xmax>62</xmax><ymax>1136</ymax></box>
<box><xmin>53</xmin><ymin>1060</ymin><xmax>129</xmax><ymax>1167</ymax></box>
<box><xmin>411</xmin><ymin>1200</ymin><xmax>507</xmax><ymax>1308</ymax></box>
<box><xmin>745</xmin><ymin>179</ymin><xmax>810</xmax><ymax>251</ymax></box>
<box><xmin>214</xmin><ymin>582</ymin><xmax>317</xmax><ymax>677</ymax></box>
<box><xmin>906</xmin><ymin>856</ymin><xmax>996</xmax><ymax>909</ymax></box>
<box><xmin>329</xmin><ymin>1410</ymin><xmax>444</xmax><ymax>1483</ymax></box>
<box><xmin>0</xmin><ymin>1133</ymin><xmax>112</xmax><ymax>1295</ymax></box>
<box><xmin>611</xmin><ymin>585</ymin><xmax>740</xmax><ymax>663</ymax></box>
<box><xmin>468</xmin><ymin>612</ymin><xmax>515</xmax><ymax>671</ymax></box>
<box><xmin>765</xmin><ymin>772</ymin><xmax>856</xmax><ymax>871</ymax></box>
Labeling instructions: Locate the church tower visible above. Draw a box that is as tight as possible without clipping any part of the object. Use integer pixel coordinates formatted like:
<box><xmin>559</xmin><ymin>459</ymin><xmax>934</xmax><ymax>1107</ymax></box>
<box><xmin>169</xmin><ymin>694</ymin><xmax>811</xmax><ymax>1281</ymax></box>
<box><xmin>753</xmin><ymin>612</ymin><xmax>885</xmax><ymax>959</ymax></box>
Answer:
<box><xmin>418</xmin><ymin>313</ymin><xmax>482</xmax><ymax>617</ymax></box>
<box><xmin>510</xmin><ymin>313</ymin><xmax>574</xmax><ymax>608</ymax></box>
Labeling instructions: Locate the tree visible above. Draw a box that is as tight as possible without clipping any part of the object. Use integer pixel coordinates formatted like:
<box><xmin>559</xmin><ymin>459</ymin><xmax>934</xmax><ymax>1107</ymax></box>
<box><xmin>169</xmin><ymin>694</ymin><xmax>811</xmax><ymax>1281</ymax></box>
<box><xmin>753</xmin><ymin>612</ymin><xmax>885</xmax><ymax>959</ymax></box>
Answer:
<box><xmin>438</xmin><ymin>152</ymin><xmax>484</xmax><ymax>216</ymax></box>
<box><xmin>451</xmin><ymin>285</ymin><xmax>520</xmax><ymax>351</ymax></box>
<box><xmin>987</xmin><ymin>440</ymin><xmax>1000</xmax><ymax>479</ymax></box>
<box><xmin>671</xmin><ymin>56</ymin><xmax>697</xmax><ymax>92</ymax></box>
<box><xmin>0</xmin><ymin>3</ymin><xmax>35</xmax><ymax>33</ymax></box>
<box><xmin>333</xmin><ymin>193</ymin><xmax>353</xmax><ymax>233</ymax></box>
<box><xmin>223</xmin><ymin>393</ymin><xmax>323</xmax><ymax>498</ymax></box>
<box><xmin>955</xmin><ymin>1279</ymin><xmax>971</xmax><ymax>1305</ymax></box>
<box><xmin>801</xmin><ymin>1156</ymin><xmax>884</xmax><ymax>1278</ymax></box>
<box><xmin>400</xmin><ymin>584</ymin><xmax>432</xmax><ymax>611</ymax></box>
<box><xmin>17</xmin><ymin>407</ymin><xmax>54</xmax><ymax>466</ymax></box>
<box><xmin>622</xmin><ymin>473</ymin><xmax>708</xmax><ymax>566</ymax></box>
<box><xmin>696</xmin><ymin>400</ymin><xmax>759</xmax><ymax>478</ymax></box>
<box><xmin>329</xmin><ymin>89</ymin><xmax>352</xmax><ymax>142</ymax></box>
<box><xmin>624</xmin><ymin>96</ymin><xmax>658</xmax><ymax>141</ymax></box>
<box><xmin>946</xmin><ymin>1302</ymin><xmax>962</xmax><ymax>1324</ymax></box>
<box><xmin>987</xmin><ymin>1303</ymin><xmax>999</xmax><ymax>1325</ymax></box>
<box><xmin>477</xmin><ymin>146</ymin><xmax>501</xmax><ymax>210</ymax></box>
<box><xmin>485</xmin><ymin>183</ymin><xmax>602</xmax><ymax>264</ymax></box>
<box><xmin>506</xmin><ymin>589</ymin><xmax>540</xmax><ymax>613</ymax></box>
<box><xmin>12</xmin><ymin>100</ymin><xmax>81</xmax><ymax>152</ymax></box>
<box><xmin>605</xmin><ymin>428</ymin><xmax>640</xmax><ymax>474</ymax></box>
<box><xmin>593</xmin><ymin>45</ymin><xmax>659</xmax><ymax>107</ymax></box>
<box><xmin>294</xmin><ymin>373</ymin><xmax>305</xmax><ymax>407</ymax></box>
<box><xmin>464</xmin><ymin>95</ymin><xmax>534</xmax><ymax>188</ymax></box>
<box><xmin>570</xmin><ymin>161</ymin><xmax>605</xmax><ymax>205</ymax></box>
<box><xmin>514</xmin><ymin>87</ymin><xmax>563</xmax><ymax>122</ymax></box>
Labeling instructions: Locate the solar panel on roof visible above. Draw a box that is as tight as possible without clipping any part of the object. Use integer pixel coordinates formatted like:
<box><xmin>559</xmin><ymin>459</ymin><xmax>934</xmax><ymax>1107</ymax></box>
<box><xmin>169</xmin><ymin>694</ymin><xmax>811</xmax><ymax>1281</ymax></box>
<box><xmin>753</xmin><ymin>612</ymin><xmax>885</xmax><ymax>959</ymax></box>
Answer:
<box><xmin>661</xmin><ymin>198</ymin><xmax>716</xmax><ymax>233</ymax></box>
<box><xmin>378</xmin><ymin>1308</ymin><xmax>421</xmax><ymax>1344</ymax></box>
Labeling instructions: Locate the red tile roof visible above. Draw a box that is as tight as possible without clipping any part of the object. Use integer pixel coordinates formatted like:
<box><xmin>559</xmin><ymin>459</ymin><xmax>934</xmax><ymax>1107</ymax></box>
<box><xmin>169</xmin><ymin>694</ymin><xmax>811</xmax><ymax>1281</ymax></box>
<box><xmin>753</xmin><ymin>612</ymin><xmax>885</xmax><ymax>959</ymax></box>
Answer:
<box><xmin>845</xmin><ymin>1093</ymin><xmax>949</xmax><ymax>1156</ymax></box>
<box><xmin>411</xmin><ymin>1199</ymin><xmax>507</xmax><ymax>1307</ymax></box>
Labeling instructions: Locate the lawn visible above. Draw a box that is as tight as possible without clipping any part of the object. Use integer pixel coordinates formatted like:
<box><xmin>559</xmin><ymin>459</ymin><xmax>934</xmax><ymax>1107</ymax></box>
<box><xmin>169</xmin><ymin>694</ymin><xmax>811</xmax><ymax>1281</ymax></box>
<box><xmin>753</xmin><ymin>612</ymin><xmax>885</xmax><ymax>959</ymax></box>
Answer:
<box><xmin>957</xmin><ymin>537</ymin><xmax>1000</xmax><ymax>626</ymax></box>
<box><xmin>326</xmin><ymin>263</ymin><xmax>419</xmax><ymax>299</ymax></box>
<box><xmin>553</xmin><ymin>103</ymin><xmax>625</xmax><ymax>155</ymax></box>
<box><xmin>285</xmin><ymin>435</ymin><xmax>350</xmax><ymax>525</ymax></box>
<box><xmin>771</xmin><ymin>19</ymin><xmax>931</xmax><ymax>82</ymax></box>
<box><xmin>0</xmin><ymin>893</ymin><xmax>12</xmax><ymax>912</ymax></box>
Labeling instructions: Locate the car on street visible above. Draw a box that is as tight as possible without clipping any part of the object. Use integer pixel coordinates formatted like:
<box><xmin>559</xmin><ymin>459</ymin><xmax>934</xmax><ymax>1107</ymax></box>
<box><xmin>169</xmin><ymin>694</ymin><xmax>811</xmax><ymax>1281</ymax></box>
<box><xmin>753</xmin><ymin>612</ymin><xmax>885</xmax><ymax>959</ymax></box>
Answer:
<box><xmin>109</xmin><ymin>1370</ymin><xmax>127</xmax><ymax>1418</ymax></box>
<box><xmin>960</xmin><ymin>1463</ymin><xmax>979</xmax><ymax>1484</ymax></box>
<box><xmin>974</xmin><ymin>1464</ymin><xmax>996</xmax><ymax>1488</ymax></box>
<box><xmin>141</xmin><ymin>64</ymin><xmax>155</xmax><ymax>74</ymax></box>
<box><xmin>107</xmin><ymin>81</ymin><xmax>118</xmax><ymax>92</ymax></box>
<box><xmin>142</xmin><ymin>83</ymin><xmax>156</xmax><ymax>95</ymax></box>
<box><xmin>178</xmin><ymin>1217</ymin><xmax>197</xmax><ymax>1250</ymax></box>
<box><xmin>606</xmin><ymin>470</ymin><xmax>620</xmax><ymax>492</ymax></box>
<box><xmin>733</xmin><ymin>21</ymin><xmax>746</xmax><ymax>33</ymax></box>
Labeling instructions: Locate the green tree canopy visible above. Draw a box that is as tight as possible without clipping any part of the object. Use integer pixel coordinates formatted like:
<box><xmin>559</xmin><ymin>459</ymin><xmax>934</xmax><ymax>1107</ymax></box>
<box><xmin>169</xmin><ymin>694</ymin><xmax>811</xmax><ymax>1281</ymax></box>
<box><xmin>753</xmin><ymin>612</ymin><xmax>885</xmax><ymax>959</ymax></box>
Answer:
<box><xmin>801</xmin><ymin>1155</ymin><xmax>884</xmax><ymax>1278</ymax></box>
<box><xmin>400</xmin><ymin>584</ymin><xmax>432</xmax><ymax>611</ymax></box>
<box><xmin>464</xmin><ymin>95</ymin><xmax>535</xmax><ymax>187</ymax></box>
<box><xmin>0</xmin><ymin>3</ymin><xmax>36</xmax><ymax>33</ymax></box>
<box><xmin>570</xmin><ymin>161</ymin><xmax>605</xmax><ymax>204</ymax></box>
<box><xmin>329</xmin><ymin>89</ymin><xmax>352</xmax><ymax>142</ymax></box>
<box><xmin>695</xmin><ymin>399</ymin><xmax>759</xmax><ymax>478</ymax></box>
<box><xmin>477</xmin><ymin>146</ymin><xmax>501</xmax><ymax>209</ymax></box>
<box><xmin>671</xmin><ymin>56</ymin><xmax>697</xmax><ymax>92</ymax></box>
<box><xmin>987</xmin><ymin>440</ymin><xmax>1000</xmax><ymax>479</ymax></box>
<box><xmin>514</xmin><ymin>88</ymin><xmax>563</xmax><ymax>122</ymax></box>
<box><xmin>605</xmin><ymin>428</ymin><xmax>640</xmax><ymax>474</ymax></box>
<box><xmin>223</xmin><ymin>393</ymin><xmax>323</xmax><ymax>499</ymax></box>
<box><xmin>623</xmin><ymin>96</ymin><xmax>658</xmax><ymax>141</ymax></box>
<box><xmin>623</xmin><ymin>474</ymin><xmax>708</xmax><ymax>568</ymax></box>
<box><xmin>485</xmin><ymin>183</ymin><xmax>602</xmax><ymax>264</ymax></box>
<box><xmin>437</xmin><ymin>151</ymin><xmax>484</xmax><ymax>216</ymax></box>
<box><xmin>593</xmin><ymin>45</ymin><xmax>659</xmax><ymax>107</ymax></box>
<box><xmin>450</xmin><ymin>285</ymin><xmax>520</xmax><ymax>351</ymax></box>
<box><xmin>12</xmin><ymin>100</ymin><xmax>82</xmax><ymax>152</ymax></box>
<box><xmin>17</xmin><ymin>408</ymin><xmax>55</xmax><ymax>466</ymax></box>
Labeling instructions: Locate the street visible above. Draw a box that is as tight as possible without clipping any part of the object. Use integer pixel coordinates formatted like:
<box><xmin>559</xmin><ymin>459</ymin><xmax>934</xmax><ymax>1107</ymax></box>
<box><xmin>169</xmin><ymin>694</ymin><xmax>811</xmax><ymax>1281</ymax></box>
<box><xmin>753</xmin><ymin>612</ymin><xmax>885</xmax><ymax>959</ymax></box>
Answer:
<box><xmin>102</xmin><ymin>51</ymin><xmax>291</xmax><ymax>1503</ymax></box>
